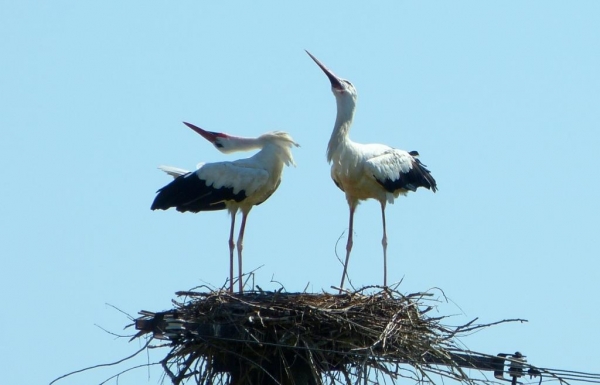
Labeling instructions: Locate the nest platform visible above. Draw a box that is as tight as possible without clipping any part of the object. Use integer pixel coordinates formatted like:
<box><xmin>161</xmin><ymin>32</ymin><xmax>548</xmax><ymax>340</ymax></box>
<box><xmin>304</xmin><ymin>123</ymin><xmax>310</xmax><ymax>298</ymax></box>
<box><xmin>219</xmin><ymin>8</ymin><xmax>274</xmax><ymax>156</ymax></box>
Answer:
<box><xmin>133</xmin><ymin>286</ymin><xmax>510</xmax><ymax>385</ymax></box>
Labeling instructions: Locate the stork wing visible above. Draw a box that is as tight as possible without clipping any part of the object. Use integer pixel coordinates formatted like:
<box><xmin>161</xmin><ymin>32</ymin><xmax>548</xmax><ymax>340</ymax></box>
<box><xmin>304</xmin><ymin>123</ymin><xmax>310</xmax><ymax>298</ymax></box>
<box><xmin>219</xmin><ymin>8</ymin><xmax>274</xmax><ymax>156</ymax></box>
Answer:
<box><xmin>197</xmin><ymin>161</ymin><xmax>270</xmax><ymax>197</ymax></box>
<box><xmin>366</xmin><ymin>149</ymin><xmax>437</xmax><ymax>193</ymax></box>
<box><xmin>151</xmin><ymin>161</ymin><xmax>270</xmax><ymax>213</ymax></box>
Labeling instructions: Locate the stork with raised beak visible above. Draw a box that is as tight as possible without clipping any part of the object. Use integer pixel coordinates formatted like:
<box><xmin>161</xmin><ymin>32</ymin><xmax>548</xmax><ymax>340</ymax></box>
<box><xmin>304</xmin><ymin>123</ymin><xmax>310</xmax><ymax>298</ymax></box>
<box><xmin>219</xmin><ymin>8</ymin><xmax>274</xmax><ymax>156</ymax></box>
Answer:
<box><xmin>306</xmin><ymin>51</ymin><xmax>437</xmax><ymax>292</ymax></box>
<box><xmin>152</xmin><ymin>122</ymin><xmax>299</xmax><ymax>293</ymax></box>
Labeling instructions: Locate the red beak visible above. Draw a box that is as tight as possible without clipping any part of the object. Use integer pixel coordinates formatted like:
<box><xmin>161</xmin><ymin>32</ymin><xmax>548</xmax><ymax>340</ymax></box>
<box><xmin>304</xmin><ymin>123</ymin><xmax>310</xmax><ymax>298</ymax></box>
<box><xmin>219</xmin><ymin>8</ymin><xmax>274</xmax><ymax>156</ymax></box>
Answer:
<box><xmin>305</xmin><ymin>50</ymin><xmax>344</xmax><ymax>90</ymax></box>
<box><xmin>183</xmin><ymin>122</ymin><xmax>223</xmax><ymax>143</ymax></box>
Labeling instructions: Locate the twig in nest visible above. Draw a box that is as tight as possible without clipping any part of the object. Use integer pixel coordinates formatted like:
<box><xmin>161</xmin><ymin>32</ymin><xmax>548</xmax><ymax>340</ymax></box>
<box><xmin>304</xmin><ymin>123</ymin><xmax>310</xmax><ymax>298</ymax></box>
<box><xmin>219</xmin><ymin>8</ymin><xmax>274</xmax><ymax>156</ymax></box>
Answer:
<box><xmin>49</xmin><ymin>338</ymin><xmax>152</xmax><ymax>385</ymax></box>
<box><xmin>130</xmin><ymin>286</ymin><xmax>527</xmax><ymax>385</ymax></box>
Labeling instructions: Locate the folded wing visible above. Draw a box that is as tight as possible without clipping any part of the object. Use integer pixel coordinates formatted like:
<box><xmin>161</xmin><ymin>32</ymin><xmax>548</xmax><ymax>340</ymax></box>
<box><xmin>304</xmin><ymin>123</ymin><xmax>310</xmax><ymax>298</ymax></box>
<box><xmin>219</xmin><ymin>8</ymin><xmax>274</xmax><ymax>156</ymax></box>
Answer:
<box><xmin>366</xmin><ymin>149</ymin><xmax>437</xmax><ymax>193</ymax></box>
<box><xmin>151</xmin><ymin>161</ymin><xmax>270</xmax><ymax>213</ymax></box>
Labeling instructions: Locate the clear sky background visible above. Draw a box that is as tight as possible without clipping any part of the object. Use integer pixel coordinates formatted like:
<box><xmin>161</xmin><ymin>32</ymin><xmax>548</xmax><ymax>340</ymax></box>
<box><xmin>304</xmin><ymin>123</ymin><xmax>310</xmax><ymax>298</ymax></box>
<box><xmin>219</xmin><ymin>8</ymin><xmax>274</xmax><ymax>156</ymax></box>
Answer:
<box><xmin>2</xmin><ymin>2</ymin><xmax>599</xmax><ymax>384</ymax></box>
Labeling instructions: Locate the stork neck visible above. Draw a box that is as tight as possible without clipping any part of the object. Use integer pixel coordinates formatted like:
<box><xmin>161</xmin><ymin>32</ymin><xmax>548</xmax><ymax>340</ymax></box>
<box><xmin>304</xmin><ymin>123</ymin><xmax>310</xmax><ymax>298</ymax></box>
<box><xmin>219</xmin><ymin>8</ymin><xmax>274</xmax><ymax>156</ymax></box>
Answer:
<box><xmin>219</xmin><ymin>136</ymin><xmax>264</xmax><ymax>154</ymax></box>
<box><xmin>236</xmin><ymin>137</ymin><xmax>264</xmax><ymax>151</ymax></box>
<box><xmin>327</xmin><ymin>96</ymin><xmax>356</xmax><ymax>162</ymax></box>
<box><xmin>252</xmin><ymin>137</ymin><xmax>297</xmax><ymax>168</ymax></box>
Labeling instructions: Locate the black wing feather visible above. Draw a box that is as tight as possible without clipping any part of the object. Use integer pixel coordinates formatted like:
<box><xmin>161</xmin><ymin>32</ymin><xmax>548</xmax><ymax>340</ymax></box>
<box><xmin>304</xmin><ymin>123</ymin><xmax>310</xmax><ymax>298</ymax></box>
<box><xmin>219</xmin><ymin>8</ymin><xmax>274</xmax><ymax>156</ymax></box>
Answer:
<box><xmin>151</xmin><ymin>172</ymin><xmax>247</xmax><ymax>213</ymax></box>
<box><xmin>376</xmin><ymin>157</ymin><xmax>437</xmax><ymax>193</ymax></box>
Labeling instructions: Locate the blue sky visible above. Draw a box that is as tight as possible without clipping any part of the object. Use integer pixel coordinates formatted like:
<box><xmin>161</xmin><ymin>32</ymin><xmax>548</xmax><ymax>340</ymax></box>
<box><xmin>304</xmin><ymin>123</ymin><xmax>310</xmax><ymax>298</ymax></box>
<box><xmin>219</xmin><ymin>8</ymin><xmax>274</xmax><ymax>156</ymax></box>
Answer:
<box><xmin>1</xmin><ymin>2</ymin><xmax>599</xmax><ymax>384</ymax></box>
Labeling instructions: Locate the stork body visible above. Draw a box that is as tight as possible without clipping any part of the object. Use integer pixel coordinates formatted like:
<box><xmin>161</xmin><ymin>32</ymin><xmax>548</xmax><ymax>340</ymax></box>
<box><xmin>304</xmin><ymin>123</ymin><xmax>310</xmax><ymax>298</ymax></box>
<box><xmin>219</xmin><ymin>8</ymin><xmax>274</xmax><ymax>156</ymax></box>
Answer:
<box><xmin>151</xmin><ymin>122</ymin><xmax>299</xmax><ymax>293</ymax></box>
<box><xmin>306</xmin><ymin>51</ymin><xmax>437</xmax><ymax>292</ymax></box>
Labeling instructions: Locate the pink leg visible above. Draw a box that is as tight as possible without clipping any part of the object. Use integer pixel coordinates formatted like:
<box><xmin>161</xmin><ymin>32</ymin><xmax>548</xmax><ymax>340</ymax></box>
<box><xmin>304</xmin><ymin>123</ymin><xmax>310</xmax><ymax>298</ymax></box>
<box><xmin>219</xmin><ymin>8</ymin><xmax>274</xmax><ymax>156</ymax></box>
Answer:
<box><xmin>228</xmin><ymin>211</ymin><xmax>237</xmax><ymax>294</ymax></box>
<box><xmin>380</xmin><ymin>203</ymin><xmax>388</xmax><ymax>288</ymax></box>
<box><xmin>339</xmin><ymin>203</ymin><xmax>356</xmax><ymax>293</ymax></box>
<box><xmin>236</xmin><ymin>211</ymin><xmax>249</xmax><ymax>294</ymax></box>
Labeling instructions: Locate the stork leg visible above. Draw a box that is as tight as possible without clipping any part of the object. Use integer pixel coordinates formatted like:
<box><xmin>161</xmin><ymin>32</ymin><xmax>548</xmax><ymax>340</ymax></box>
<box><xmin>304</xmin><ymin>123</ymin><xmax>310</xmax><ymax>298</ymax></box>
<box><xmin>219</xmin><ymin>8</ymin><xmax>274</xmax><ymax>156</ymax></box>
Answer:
<box><xmin>380</xmin><ymin>202</ymin><xmax>388</xmax><ymax>288</ymax></box>
<box><xmin>236</xmin><ymin>210</ymin><xmax>250</xmax><ymax>294</ymax></box>
<box><xmin>228</xmin><ymin>210</ymin><xmax>237</xmax><ymax>294</ymax></box>
<box><xmin>339</xmin><ymin>203</ymin><xmax>356</xmax><ymax>294</ymax></box>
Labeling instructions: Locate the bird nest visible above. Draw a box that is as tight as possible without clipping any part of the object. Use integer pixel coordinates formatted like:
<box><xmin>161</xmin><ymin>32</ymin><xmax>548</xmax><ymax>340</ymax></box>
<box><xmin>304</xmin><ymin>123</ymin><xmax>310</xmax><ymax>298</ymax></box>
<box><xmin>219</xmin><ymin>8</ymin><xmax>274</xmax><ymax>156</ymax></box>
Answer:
<box><xmin>133</xmin><ymin>286</ymin><xmax>520</xmax><ymax>385</ymax></box>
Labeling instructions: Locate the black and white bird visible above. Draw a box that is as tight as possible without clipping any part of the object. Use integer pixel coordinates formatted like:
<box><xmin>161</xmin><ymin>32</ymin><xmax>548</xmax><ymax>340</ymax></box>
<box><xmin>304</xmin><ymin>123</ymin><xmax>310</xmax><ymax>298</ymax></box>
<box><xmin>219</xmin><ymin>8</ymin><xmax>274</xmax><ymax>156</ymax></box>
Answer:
<box><xmin>151</xmin><ymin>122</ymin><xmax>299</xmax><ymax>293</ymax></box>
<box><xmin>306</xmin><ymin>51</ymin><xmax>437</xmax><ymax>292</ymax></box>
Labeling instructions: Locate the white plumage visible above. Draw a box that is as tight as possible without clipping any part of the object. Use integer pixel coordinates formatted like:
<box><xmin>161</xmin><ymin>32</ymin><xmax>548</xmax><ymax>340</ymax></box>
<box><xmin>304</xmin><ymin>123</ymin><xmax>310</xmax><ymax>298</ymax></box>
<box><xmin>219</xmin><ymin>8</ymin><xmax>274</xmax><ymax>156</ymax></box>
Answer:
<box><xmin>198</xmin><ymin>162</ymin><xmax>270</xmax><ymax>198</ymax></box>
<box><xmin>152</xmin><ymin>122</ymin><xmax>299</xmax><ymax>293</ymax></box>
<box><xmin>307</xmin><ymin>51</ymin><xmax>437</xmax><ymax>292</ymax></box>
<box><xmin>158</xmin><ymin>165</ymin><xmax>190</xmax><ymax>178</ymax></box>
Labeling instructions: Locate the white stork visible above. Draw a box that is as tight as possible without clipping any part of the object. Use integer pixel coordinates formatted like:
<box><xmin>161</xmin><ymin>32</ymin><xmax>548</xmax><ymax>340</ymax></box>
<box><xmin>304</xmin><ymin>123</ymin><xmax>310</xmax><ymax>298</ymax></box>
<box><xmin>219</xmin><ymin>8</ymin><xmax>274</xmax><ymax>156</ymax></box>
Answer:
<box><xmin>151</xmin><ymin>122</ymin><xmax>299</xmax><ymax>293</ymax></box>
<box><xmin>306</xmin><ymin>51</ymin><xmax>437</xmax><ymax>292</ymax></box>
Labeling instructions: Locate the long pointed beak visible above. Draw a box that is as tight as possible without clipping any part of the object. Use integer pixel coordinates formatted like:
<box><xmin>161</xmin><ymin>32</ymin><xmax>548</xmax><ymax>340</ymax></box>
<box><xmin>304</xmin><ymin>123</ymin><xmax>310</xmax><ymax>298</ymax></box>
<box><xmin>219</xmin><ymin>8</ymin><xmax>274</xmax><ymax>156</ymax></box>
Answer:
<box><xmin>305</xmin><ymin>50</ymin><xmax>344</xmax><ymax>90</ymax></box>
<box><xmin>183</xmin><ymin>121</ymin><xmax>221</xmax><ymax>143</ymax></box>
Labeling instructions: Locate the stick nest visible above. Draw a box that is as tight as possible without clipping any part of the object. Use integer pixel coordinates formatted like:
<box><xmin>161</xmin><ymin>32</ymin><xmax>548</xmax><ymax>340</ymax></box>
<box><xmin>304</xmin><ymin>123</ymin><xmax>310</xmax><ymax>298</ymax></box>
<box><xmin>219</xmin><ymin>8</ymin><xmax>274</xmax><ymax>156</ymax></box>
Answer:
<box><xmin>133</xmin><ymin>286</ymin><xmax>519</xmax><ymax>385</ymax></box>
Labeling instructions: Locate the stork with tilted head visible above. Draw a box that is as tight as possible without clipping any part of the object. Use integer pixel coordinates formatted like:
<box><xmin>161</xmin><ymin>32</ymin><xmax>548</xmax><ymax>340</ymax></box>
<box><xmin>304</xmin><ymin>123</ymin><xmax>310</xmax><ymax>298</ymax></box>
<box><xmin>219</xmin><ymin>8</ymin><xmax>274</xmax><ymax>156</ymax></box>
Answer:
<box><xmin>306</xmin><ymin>51</ymin><xmax>437</xmax><ymax>293</ymax></box>
<box><xmin>151</xmin><ymin>122</ymin><xmax>299</xmax><ymax>293</ymax></box>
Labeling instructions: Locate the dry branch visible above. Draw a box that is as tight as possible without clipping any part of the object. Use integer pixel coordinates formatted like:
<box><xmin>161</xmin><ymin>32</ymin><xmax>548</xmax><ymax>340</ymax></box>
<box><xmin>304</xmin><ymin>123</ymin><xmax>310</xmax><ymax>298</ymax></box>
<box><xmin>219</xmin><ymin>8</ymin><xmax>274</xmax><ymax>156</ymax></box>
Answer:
<box><xmin>133</xmin><ymin>286</ymin><xmax>525</xmax><ymax>385</ymax></box>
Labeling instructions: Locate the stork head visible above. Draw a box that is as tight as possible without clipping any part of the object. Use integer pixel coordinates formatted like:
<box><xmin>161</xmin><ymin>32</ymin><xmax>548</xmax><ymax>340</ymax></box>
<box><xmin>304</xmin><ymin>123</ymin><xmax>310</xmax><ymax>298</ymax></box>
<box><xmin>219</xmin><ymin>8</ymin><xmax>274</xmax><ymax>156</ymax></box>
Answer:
<box><xmin>183</xmin><ymin>121</ymin><xmax>233</xmax><ymax>153</ymax></box>
<box><xmin>306</xmin><ymin>50</ymin><xmax>357</xmax><ymax>100</ymax></box>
